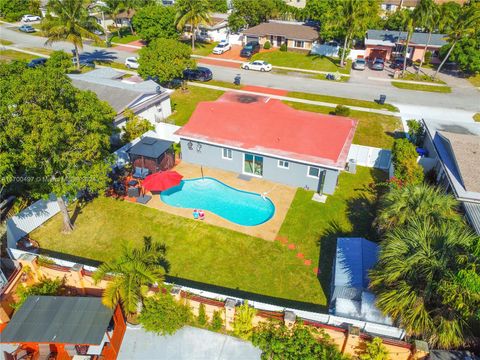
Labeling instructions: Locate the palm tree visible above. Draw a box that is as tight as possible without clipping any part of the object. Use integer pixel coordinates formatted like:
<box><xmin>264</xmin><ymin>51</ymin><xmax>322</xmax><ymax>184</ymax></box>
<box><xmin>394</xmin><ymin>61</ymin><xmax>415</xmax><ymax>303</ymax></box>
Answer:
<box><xmin>93</xmin><ymin>238</ymin><xmax>167</xmax><ymax>314</ymax></box>
<box><xmin>175</xmin><ymin>0</ymin><xmax>211</xmax><ymax>50</ymax></box>
<box><xmin>375</xmin><ymin>183</ymin><xmax>461</xmax><ymax>233</ymax></box>
<box><xmin>369</xmin><ymin>219</ymin><xmax>479</xmax><ymax>348</ymax></box>
<box><xmin>97</xmin><ymin>0</ymin><xmax>125</xmax><ymax>38</ymax></box>
<box><xmin>400</xmin><ymin>17</ymin><xmax>413</xmax><ymax>77</ymax></box>
<box><xmin>433</xmin><ymin>2</ymin><xmax>480</xmax><ymax>80</ymax></box>
<box><xmin>412</xmin><ymin>0</ymin><xmax>440</xmax><ymax>74</ymax></box>
<box><xmin>41</xmin><ymin>0</ymin><xmax>101</xmax><ymax>69</ymax></box>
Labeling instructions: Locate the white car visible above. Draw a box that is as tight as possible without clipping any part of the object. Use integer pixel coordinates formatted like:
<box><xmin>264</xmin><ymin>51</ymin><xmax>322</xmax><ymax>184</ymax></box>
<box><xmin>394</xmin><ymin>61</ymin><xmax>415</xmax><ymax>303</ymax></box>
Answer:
<box><xmin>212</xmin><ymin>42</ymin><xmax>231</xmax><ymax>55</ymax></box>
<box><xmin>125</xmin><ymin>57</ymin><xmax>139</xmax><ymax>69</ymax></box>
<box><xmin>22</xmin><ymin>14</ymin><xmax>41</xmax><ymax>22</ymax></box>
<box><xmin>241</xmin><ymin>60</ymin><xmax>272</xmax><ymax>72</ymax></box>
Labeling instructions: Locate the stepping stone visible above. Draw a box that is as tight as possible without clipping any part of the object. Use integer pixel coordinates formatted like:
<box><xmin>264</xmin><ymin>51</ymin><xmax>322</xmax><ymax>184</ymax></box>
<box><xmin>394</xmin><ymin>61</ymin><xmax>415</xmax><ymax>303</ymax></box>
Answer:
<box><xmin>288</xmin><ymin>244</ymin><xmax>295</xmax><ymax>250</ymax></box>
<box><xmin>296</xmin><ymin>253</ymin><xmax>304</xmax><ymax>259</ymax></box>
<box><xmin>275</xmin><ymin>235</ymin><xmax>289</xmax><ymax>244</ymax></box>
<box><xmin>304</xmin><ymin>259</ymin><xmax>312</xmax><ymax>266</ymax></box>
<box><xmin>313</xmin><ymin>267</ymin><xmax>320</xmax><ymax>275</ymax></box>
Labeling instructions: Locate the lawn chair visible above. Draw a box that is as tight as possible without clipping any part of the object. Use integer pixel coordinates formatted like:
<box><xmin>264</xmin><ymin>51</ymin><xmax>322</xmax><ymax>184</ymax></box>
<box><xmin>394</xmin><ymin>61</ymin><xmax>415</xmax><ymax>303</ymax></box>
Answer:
<box><xmin>132</xmin><ymin>167</ymin><xmax>149</xmax><ymax>179</ymax></box>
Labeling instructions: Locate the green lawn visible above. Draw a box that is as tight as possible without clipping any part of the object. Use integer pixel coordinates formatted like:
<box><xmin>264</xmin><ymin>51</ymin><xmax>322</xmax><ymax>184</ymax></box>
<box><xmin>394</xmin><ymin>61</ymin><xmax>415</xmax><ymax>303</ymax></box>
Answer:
<box><xmin>251</xmin><ymin>51</ymin><xmax>351</xmax><ymax>74</ymax></box>
<box><xmin>284</xmin><ymin>101</ymin><xmax>401</xmax><ymax>149</ymax></box>
<box><xmin>400</xmin><ymin>72</ymin><xmax>446</xmax><ymax>84</ymax></box>
<box><xmin>110</xmin><ymin>27</ymin><xmax>141</xmax><ymax>44</ymax></box>
<box><xmin>287</xmin><ymin>91</ymin><xmax>398</xmax><ymax>112</ymax></box>
<box><xmin>0</xmin><ymin>39</ymin><xmax>13</xmax><ymax>45</ymax></box>
<box><xmin>30</xmin><ymin>167</ymin><xmax>382</xmax><ymax>308</ymax></box>
<box><xmin>168</xmin><ymin>86</ymin><xmax>224</xmax><ymax>126</ymax></box>
<box><xmin>474</xmin><ymin>113</ymin><xmax>480</xmax><ymax>122</ymax></box>
<box><xmin>467</xmin><ymin>73</ymin><xmax>480</xmax><ymax>88</ymax></box>
<box><xmin>391</xmin><ymin>81</ymin><xmax>452</xmax><ymax>93</ymax></box>
<box><xmin>191</xmin><ymin>42</ymin><xmax>218</xmax><ymax>56</ymax></box>
<box><xmin>0</xmin><ymin>49</ymin><xmax>37</xmax><ymax>62</ymax></box>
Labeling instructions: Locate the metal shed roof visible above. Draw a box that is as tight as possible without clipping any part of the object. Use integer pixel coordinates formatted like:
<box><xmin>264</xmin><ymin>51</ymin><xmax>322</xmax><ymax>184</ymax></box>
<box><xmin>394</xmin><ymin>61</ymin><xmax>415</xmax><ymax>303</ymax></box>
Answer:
<box><xmin>463</xmin><ymin>201</ymin><xmax>480</xmax><ymax>235</ymax></box>
<box><xmin>1</xmin><ymin>296</ymin><xmax>113</xmax><ymax>345</ymax></box>
<box><xmin>127</xmin><ymin>137</ymin><xmax>173</xmax><ymax>159</ymax></box>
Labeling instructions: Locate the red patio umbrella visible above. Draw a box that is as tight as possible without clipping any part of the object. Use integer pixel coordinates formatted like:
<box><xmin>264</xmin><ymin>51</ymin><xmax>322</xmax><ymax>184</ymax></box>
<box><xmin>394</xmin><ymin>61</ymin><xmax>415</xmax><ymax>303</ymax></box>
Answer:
<box><xmin>142</xmin><ymin>171</ymin><xmax>183</xmax><ymax>192</ymax></box>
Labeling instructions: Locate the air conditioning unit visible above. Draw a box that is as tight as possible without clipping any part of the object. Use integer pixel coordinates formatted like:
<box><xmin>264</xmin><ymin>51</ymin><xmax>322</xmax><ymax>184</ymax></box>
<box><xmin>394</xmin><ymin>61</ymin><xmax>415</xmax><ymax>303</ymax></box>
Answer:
<box><xmin>346</xmin><ymin>159</ymin><xmax>357</xmax><ymax>174</ymax></box>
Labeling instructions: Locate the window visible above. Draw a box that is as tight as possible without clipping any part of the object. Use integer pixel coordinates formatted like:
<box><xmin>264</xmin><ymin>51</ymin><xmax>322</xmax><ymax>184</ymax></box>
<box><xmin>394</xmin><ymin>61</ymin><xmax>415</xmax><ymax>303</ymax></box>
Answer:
<box><xmin>222</xmin><ymin>148</ymin><xmax>232</xmax><ymax>160</ymax></box>
<box><xmin>308</xmin><ymin>166</ymin><xmax>320</xmax><ymax>178</ymax></box>
<box><xmin>295</xmin><ymin>40</ymin><xmax>304</xmax><ymax>48</ymax></box>
<box><xmin>278</xmin><ymin>160</ymin><xmax>289</xmax><ymax>169</ymax></box>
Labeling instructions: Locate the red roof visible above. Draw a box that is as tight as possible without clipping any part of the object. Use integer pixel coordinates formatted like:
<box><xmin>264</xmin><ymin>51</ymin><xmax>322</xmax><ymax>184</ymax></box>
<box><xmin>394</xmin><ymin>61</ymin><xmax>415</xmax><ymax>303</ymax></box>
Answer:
<box><xmin>176</xmin><ymin>93</ymin><xmax>357</xmax><ymax>168</ymax></box>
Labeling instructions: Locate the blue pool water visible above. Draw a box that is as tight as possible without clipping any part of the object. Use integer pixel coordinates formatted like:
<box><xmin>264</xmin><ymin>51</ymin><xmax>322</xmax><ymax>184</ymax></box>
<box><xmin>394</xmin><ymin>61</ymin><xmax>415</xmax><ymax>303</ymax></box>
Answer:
<box><xmin>160</xmin><ymin>177</ymin><xmax>275</xmax><ymax>226</ymax></box>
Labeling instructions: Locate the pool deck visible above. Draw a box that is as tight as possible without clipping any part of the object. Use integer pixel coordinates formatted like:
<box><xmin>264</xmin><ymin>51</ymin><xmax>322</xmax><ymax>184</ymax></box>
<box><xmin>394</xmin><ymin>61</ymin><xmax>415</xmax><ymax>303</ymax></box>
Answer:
<box><xmin>145</xmin><ymin>162</ymin><xmax>297</xmax><ymax>241</ymax></box>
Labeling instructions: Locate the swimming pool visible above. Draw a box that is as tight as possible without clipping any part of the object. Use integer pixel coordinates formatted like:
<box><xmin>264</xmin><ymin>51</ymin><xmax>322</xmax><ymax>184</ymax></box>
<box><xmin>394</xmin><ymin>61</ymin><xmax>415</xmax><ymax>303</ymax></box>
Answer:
<box><xmin>160</xmin><ymin>177</ymin><xmax>275</xmax><ymax>226</ymax></box>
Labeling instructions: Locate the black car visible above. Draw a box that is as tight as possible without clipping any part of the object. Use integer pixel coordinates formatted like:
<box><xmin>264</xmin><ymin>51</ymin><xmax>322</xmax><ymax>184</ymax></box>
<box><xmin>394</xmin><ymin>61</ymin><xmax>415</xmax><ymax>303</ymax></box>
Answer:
<box><xmin>390</xmin><ymin>57</ymin><xmax>413</xmax><ymax>70</ymax></box>
<box><xmin>183</xmin><ymin>67</ymin><xmax>212</xmax><ymax>82</ymax></box>
<box><xmin>240</xmin><ymin>41</ymin><xmax>260</xmax><ymax>58</ymax></box>
<box><xmin>27</xmin><ymin>58</ymin><xmax>48</xmax><ymax>68</ymax></box>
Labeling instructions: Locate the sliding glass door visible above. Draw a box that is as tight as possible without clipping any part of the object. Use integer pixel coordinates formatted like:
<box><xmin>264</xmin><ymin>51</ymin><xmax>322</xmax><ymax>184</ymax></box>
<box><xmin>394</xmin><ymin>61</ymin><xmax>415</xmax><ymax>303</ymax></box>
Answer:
<box><xmin>244</xmin><ymin>153</ymin><xmax>263</xmax><ymax>177</ymax></box>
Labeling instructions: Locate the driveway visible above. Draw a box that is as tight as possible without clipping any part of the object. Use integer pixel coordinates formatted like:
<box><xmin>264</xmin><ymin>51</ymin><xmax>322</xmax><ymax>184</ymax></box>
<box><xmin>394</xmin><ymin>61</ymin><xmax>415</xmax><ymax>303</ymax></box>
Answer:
<box><xmin>118</xmin><ymin>326</ymin><xmax>261</xmax><ymax>360</ymax></box>
<box><xmin>206</xmin><ymin>44</ymin><xmax>274</xmax><ymax>61</ymax></box>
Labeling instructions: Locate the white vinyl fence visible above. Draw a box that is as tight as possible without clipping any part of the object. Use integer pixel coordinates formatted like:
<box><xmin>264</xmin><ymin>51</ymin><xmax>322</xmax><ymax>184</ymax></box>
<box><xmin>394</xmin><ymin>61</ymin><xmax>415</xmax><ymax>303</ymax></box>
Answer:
<box><xmin>348</xmin><ymin>144</ymin><xmax>392</xmax><ymax>170</ymax></box>
<box><xmin>311</xmin><ymin>44</ymin><xmax>339</xmax><ymax>57</ymax></box>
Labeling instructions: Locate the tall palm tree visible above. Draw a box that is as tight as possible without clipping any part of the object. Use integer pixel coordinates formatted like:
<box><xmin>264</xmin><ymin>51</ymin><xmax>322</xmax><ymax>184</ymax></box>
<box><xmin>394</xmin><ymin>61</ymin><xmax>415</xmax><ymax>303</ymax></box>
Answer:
<box><xmin>369</xmin><ymin>219</ymin><xmax>479</xmax><ymax>348</ymax></box>
<box><xmin>433</xmin><ymin>2</ymin><xmax>480</xmax><ymax>80</ymax></box>
<box><xmin>97</xmin><ymin>0</ymin><xmax>125</xmax><ymax>38</ymax></box>
<box><xmin>175</xmin><ymin>0</ymin><xmax>211</xmax><ymax>50</ymax></box>
<box><xmin>412</xmin><ymin>0</ymin><xmax>440</xmax><ymax>74</ymax></box>
<box><xmin>93</xmin><ymin>238</ymin><xmax>167</xmax><ymax>314</ymax></box>
<box><xmin>401</xmin><ymin>17</ymin><xmax>413</xmax><ymax>77</ymax></box>
<box><xmin>41</xmin><ymin>0</ymin><xmax>101</xmax><ymax>69</ymax></box>
<box><xmin>375</xmin><ymin>183</ymin><xmax>461</xmax><ymax>233</ymax></box>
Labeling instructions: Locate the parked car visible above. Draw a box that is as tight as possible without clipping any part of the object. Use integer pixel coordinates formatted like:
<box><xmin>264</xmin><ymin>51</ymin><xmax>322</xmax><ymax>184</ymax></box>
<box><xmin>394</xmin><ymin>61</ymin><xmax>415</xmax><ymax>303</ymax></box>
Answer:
<box><xmin>352</xmin><ymin>58</ymin><xmax>366</xmax><ymax>70</ymax></box>
<box><xmin>390</xmin><ymin>57</ymin><xmax>413</xmax><ymax>70</ymax></box>
<box><xmin>18</xmin><ymin>25</ymin><xmax>36</xmax><ymax>33</ymax></box>
<box><xmin>183</xmin><ymin>67</ymin><xmax>212</xmax><ymax>81</ymax></box>
<box><xmin>212</xmin><ymin>41</ymin><xmax>231</xmax><ymax>55</ymax></box>
<box><xmin>240</xmin><ymin>41</ymin><xmax>260</xmax><ymax>58</ymax></box>
<box><xmin>125</xmin><ymin>57</ymin><xmax>139</xmax><ymax>69</ymax></box>
<box><xmin>370</xmin><ymin>58</ymin><xmax>385</xmax><ymax>71</ymax></box>
<box><xmin>27</xmin><ymin>58</ymin><xmax>48</xmax><ymax>68</ymax></box>
<box><xmin>21</xmin><ymin>14</ymin><xmax>41</xmax><ymax>22</ymax></box>
<box><xmin>241</xmin><ymin>60</ymin><xmax>272</xmax><ymax>72</ymax></box>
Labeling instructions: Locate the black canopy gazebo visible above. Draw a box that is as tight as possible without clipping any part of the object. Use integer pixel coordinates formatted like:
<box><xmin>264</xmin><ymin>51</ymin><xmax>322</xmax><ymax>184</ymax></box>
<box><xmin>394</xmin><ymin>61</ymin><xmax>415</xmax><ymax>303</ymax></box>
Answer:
<box><xmin>127</xmin><ymin>137</ymin><xmax>175</xmax><ymax>174</ymax></box>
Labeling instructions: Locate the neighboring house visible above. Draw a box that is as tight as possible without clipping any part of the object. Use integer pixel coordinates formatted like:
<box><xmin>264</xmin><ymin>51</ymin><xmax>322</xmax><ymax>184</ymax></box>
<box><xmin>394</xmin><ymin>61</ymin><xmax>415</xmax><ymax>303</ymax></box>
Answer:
<box><xmin>176</xmin><ymin>92</ymin><xmax>357</xmax><ymax>195</ymax></box>
<box><xmin>198</xmin><ymin>13</ymin><xmax>230</xmax><ymax>42</ymax></box>
<box><xmin>331</xmin><ymin>238</ymin><xmax>393</xmax><ymax>326</ymax></box>
<box><xmin>381</xmin><ymin>0</ymin><xmax>467</xmax><ymax>13</ymax></box>
<box><xmin>69</xmin><ymin>68</ymin><xmax>172</xmax><ymax>141</ymax></box>
<box><xmin>365</xmin><ymin>29</ymin><xmax>447</xmax><ymax>63</ymax></box>
<box><xmin>283</xmin><ymin>0</ymin><xmax>306</xmax><ymax>8</ymax></box>
<box><xmin>243</xmin><ymin>21</ymin><xmax>319</xmax><ymax>51</ymax></box>
<box><xmin>422</xmin><ymin>120</ymin><xmax>480</xmax><ymax>235</ymax></box>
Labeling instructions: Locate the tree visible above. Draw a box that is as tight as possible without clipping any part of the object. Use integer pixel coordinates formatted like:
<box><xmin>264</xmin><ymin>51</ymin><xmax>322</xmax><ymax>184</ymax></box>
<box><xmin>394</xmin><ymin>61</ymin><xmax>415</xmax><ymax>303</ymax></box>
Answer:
<box><xmin>370</xmin><ymin>219</ymin><xmax>480</xmax><ymax>348</ymax></box>
<box><xmin>139</xmin><ymin>293</ymin><xmax>192</xmax><ymax>335</ymax></box>
<box><xmin>41</xmin><ymin>0</ymin><xmax>102</xmax><ymax>69</ymax></box>
<box><xmin>359</xmin><ymin>337</ymin><xmax>389</xmax><ymax>360</ymax></box>
<box><xmin>433</xmin><ymin>2</ymin><xmax>480</xmax><ymax>79</ymax></box>
<box><xmin>391</xmin><ymin>138</ymin><xmax>424</xmax><ymax>186</ymax></box>
<box><xmin>252</xmin><ymin>320</ymin><xmax>347</xmax><ymax>360</ymax></box>
<box><xmin>132</xmin><ymin>5</ymin><xmax>179</xmax><ymax>42</ymax></box>
<box><xmin>0</xmin><ymin>0</ymin><xmax>40</xmax><ymax>21</ymax></box>
<box><xmin>121</xmin><ymin>110</ymin><xmax>155</xmax><ymax>143</ymax></box>
<box><xmin>0</xmin><ymin>63</ymin><xmax>115</xmax><ymax>232</ymax></box>
<box><xmin>138</xmin><ymin>38</ymin><xmax>195</xmax><ymax>83</ymax></box>
<box><xmin>97</xmin><ymin>0</ymin><xmax>125</xmax><ymax>38</ymax></box>
<box><xmin>175</xmin><ymin>0</ymin><xmax>211</xmax><ymax>50</ymax></box>
<box><xmin>197</xmin><ymin>303</ymin><xmax>207</xmax><ymax>326</ymax></box>
<box><xmin>13</xmin><ymin>277</ymin><xmax>64</xmax><ymax>309</ymax></box>
<box><xmin>412</xmin><ymin>0</ymin><xmax>440</xmax><ymax>74</ymax></box>
<box><xmin>208</xmin><ymin>0</ymin><xmax>227</xmax><ymax>12</ymax></box>
<box><xmin>233</xmin><ymin>300</ymin><xmax>256</xmax><ymax>340</ymax></box>
<box><xmin>383</xmin><ymin>8</ymin><xmax>412</xmax><ymax>31</ymax></box>
<box><xmin>375</xmin><ymin>183</ymin><xmax>461</xmax><ymax>233</ymax></box>
<box><xmin>93</xmin><ymin>238</ymin><xmax>167</xmax><ymax>314</ymax></box>
<box><xmin>439</xmin><ymin>30</ymin><xmax>480</xmax><ymax>74</ymax></box>
<box><xmin>406</xmin><ymin>119</ymin><xmax>424</xmax><ymax>146</ymax></box>
<box><xmin>46</xmin><ymin>50</ymin><xmax>72</xmax><ymax>71</ymax></box>
<box><xmin>210</xmin><ymin>310</ymin><xmax>223</xmax><ymax>331</ymax></box>
<box><xmin>400</xmin><ymin>16</ymin><xmax>413</xmax><ymax>77</ymax></box>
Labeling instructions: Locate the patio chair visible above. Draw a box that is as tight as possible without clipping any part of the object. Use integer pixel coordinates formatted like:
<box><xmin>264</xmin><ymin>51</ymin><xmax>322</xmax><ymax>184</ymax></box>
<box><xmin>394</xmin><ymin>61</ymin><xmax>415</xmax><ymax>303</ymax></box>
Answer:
<box><xmin>132</xmin><ymin>167</ymin><xmax>149</xmax><ymax>179</ymax></box>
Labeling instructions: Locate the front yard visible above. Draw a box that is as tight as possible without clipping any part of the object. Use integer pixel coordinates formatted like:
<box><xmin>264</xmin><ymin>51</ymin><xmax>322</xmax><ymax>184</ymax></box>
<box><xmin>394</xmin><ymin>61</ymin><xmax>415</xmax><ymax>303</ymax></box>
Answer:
<box><xmin>30</xmin><ymin>167</ymin><xmax>383</xmax><ymax>309</ymax></box>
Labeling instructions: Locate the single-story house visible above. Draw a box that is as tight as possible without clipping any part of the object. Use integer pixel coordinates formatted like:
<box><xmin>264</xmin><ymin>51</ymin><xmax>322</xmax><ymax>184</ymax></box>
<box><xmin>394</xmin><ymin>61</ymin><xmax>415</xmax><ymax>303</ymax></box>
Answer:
<box><xmin>381</xmin><ymin>0</ymin><xmax>419</xmax><ymax>12</ymax></box>
<box><xmin>331</xmin><ymin>237</ymin><xmax>393</xmax><ymax>326</ymax></box>
<box><xmin>175</xmin><ymin>92</ymin><xmax>357</xmax><ymax>195</ymax></box>
<box><xmin>243</xmin><ymin>21</ymin><xmax>319</xmax><ymax>51</ymax></box>
<box><xmin>69</xmin><ymin>68</ymin><xmax>172</xmax><ymax>141</ymax></box>
<box><xmin>283</xmin><ymin>0</ymin><xmax>306</xmax><ymax>8</ymax></box>
<box><xmin>365</xmin><ymin>29</ymin><xmax>447</xmax><ymax>63</ymax></box>
<box><xmin>198</xmin><ymin>13</ymin><xmax>229</xmax><ymax>42</ymax></box>
<box><xmin>422</xmin><ymin>120</ymin><xmax>480</xmax><ymax>235</ymax></box>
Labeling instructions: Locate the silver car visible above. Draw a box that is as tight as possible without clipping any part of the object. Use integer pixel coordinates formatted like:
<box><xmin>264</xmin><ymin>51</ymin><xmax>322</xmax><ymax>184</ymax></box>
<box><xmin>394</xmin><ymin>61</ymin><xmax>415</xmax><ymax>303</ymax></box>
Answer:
<box><xmin>352</xmin><ymin>58</ymin><xmax>366</xmax><ymax>70</ymax></box>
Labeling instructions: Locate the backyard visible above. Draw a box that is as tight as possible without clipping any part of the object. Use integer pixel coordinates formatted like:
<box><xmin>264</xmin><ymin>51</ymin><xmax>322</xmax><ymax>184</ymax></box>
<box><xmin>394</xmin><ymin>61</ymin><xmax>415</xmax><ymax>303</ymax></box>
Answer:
<box><xmin>30</xmin><ymin>166</ymin><xmax>383</xmax><ymax>309</ymax></box>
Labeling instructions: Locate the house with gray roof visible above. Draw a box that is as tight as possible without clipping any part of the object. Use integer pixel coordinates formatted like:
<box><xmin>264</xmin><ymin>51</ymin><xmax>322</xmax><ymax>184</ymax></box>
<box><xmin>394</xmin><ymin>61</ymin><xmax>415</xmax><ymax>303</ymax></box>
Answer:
<box><xmin>422</xmin><ymin>119</ymin><xmax>480</xmax><ymax>235</ymax></box>
<box><xmin>69</xmin><ymin>68</ymin><xmax>172</xmax><ymax>141</ymax></box>
<box><xmin>365</xmin><ymin>29</ymin><xmax>447</xmax><ymax>63</ymax></box>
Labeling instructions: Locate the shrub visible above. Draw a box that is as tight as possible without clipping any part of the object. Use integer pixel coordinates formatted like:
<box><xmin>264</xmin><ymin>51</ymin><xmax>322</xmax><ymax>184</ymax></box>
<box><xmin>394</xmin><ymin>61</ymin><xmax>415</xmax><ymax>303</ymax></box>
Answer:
<box><xmin>359</xmin><ymin>337</ymin><xmax>389</xmax><ymax>360</ymax></box>
<box><xmin>334</xmin><ymin>104</ymin><xmax>350</xmax><ymax>116</ymax></box>
<box><xmin>263</xmin><ymin>41</ymin><xmax>271</xmax><ymax>50</ymax></box>
<box><xmin>14</xmin><ymin>277</ymin><xmax>64</xmax><ymax>309</ymax></box>
<box><xmin>197</xmin><ymin>303</ymin><xmax>207</xmax><ymax>326</ymax></box>
<box><xmin>121</xmin><ymin>110</ymin><xmax>155</xmax><ymax>143</ymax></box>
<box><xmin>210</xmin><ymin>310</ymin><xmax>223</xmax><ymax>331</ymax></box>
<box><xmin>47</xmin><ymin>51</ymin><xmax>72</xmax><ymax>71</ymax></box>
<box><xmin>233</xmin><ymin>301</ymin><xmax>256</xmax><ymax>340</ymax></box>
<box><xmin>392</xmin><ymin>138</ymin><xmax>424</xmax><ymax>186</ymax></box>
<box><xmin>406</xmin><ymin>119</ymin><xmax>425</xmax><ymax>146</ymax></box>
<box><xmin>279</xmin><ymin>43</ymin><xmax>287</xmax><ymax>52</ymax></box>
<box><xmin>139</xmin><ymin>293</ymin><xmax>192</xmax><ymax>335</ymax></box>
<box><xmin>424</xmin><ymin>51</ymin><xmax>432</xmax><ymax>65</ymax></box>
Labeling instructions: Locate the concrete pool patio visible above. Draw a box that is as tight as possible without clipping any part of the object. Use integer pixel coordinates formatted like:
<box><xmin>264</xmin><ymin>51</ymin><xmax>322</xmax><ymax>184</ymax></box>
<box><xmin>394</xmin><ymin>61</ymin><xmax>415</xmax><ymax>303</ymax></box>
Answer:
<box><xmin>144</xmin><ymin>162</ymin><xmax>297</xmax><ymax>241</ymax></box>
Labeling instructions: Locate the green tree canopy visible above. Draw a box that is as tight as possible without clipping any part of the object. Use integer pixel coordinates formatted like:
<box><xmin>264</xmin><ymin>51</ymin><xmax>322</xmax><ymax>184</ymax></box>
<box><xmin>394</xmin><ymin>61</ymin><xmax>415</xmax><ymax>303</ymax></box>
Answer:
<box><xmin>208</xmin><ymin>0</ymin><xmax>227</xmax><ymax>12</ymax></box>
<box><xmin>228</xmin><ymin>0</ymin><xmax>294</xmax><ymax>32</ymax></box>
<box><xmin>370</xmin><ymin>219</ymin><xmax>480</xmax><ymax>348</ymax></box>
<box><xmin>139</xmin><ymin>293</ymin><xmax>192</xmax><ymax>335</ymax></box>
<box><xmin>359</xmin><ymin>337</ymin><xmax>389</xmax><ymax>360</ymax></box>
<box><xmin>14</xmin><ymin>277</ymin><xmax>64</xmax><ymax>309</ymax></box>
<box><xmin>252</xmin><ymin>320</ymin><xmax>347</xmax><ymax>360</ymax></box>
<box><xmin>46</xmin><ymin>50</ymin><xmax>73</xmax><ymax>71</ymax></box>
<box><xmin>383</xmin><ymin>8</ymin><xmax>412</xmax><ymax>31</ymax></box>
<box><xmin>440</xmin><ymin>30</ymin><xmax>480</xmax><ymax>74</ymax></box>
<box><xmin>391</xmin><ymin>138</ymin><xmax>424</xmax><ymax>186</ymax></box>
<box><xmin>138</xmin><ymin>38</ymin><xmax>195</xmax><ymax>83</ymax></box>
<box><xmin>121</xmin><ymin>109</ymin><xmax>155</xmax><ymax>143</ymax></box>
<box><xmin>0</xmin><ymin>62</ymin><xmax>115</xmax><ymax>232</ymax></box>
<box><xmin>0</xmin><ymin>0</ymin><xmax>40</xmax><ymax>21</ymax></box>
<box><xmin>132</xmin><ymin>4</ymin><xmax>179</xmax><ymax>42</ymax></box>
